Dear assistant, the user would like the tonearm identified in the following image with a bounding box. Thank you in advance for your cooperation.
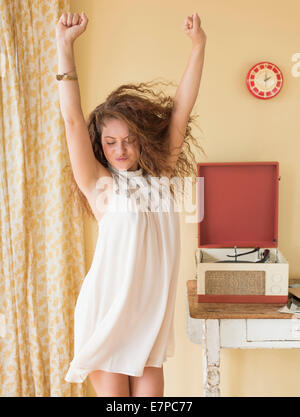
[215,247,270,263]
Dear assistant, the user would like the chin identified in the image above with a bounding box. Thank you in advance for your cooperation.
[118,159,136,168]
[116,158,129,167]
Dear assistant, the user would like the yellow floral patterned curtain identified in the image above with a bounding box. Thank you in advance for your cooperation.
[0,0,87,396]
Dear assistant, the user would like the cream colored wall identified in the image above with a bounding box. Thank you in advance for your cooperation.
[71,0,300,397]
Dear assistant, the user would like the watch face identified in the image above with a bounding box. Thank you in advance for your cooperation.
[246,62,283,99]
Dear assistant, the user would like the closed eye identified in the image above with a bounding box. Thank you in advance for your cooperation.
[106,138,137,146]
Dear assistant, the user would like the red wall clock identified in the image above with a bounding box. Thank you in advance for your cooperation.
[246,61,283,99]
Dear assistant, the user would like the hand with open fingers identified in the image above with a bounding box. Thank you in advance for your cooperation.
[56,11,88,44]
[182,12,206,48]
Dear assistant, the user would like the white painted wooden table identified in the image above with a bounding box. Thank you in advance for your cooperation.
[186,280,300,397]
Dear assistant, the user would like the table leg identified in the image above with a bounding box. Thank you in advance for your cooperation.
[202,319,220,397]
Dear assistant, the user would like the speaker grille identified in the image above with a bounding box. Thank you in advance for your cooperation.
[205,270,265,295]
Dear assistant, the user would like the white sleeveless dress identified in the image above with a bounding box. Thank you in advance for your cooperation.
[65,163,181,383]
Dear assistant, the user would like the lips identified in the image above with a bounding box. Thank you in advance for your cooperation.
[116,157,128,161]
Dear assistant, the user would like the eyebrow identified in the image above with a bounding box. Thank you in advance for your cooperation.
[104,135,130,139]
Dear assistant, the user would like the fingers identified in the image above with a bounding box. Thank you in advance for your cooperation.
[193,12,201,25]
[59,11,87,26]
[67,12,73,26]
[182,12,201,30]
[184,16,193,29]
[59,13,67,25]
[182,19,191,31]
[72,13,80,25]
[79,11,88,26]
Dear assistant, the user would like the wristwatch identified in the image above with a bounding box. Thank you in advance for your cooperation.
[56,72,78,81]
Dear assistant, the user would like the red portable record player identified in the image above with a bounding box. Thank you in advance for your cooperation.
[195,161,289,303]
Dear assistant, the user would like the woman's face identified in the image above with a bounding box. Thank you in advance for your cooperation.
[101,118,141,171]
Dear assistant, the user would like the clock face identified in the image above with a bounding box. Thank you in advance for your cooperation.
[246,62,283,99]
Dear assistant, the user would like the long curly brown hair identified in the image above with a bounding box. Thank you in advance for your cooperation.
[63,78,207,221]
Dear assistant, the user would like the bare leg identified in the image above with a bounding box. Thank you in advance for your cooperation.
[129,365,164,397]
[88,370,130,397]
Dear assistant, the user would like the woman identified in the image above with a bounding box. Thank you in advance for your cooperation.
[56,10,206,397]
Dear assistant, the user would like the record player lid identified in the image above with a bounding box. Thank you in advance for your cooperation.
[197,161,279,248]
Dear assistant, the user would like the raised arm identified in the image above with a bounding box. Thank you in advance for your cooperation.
[174,13,206,114]
[56,12,105,195]
[56,18,84,123]
[167,12,206,170]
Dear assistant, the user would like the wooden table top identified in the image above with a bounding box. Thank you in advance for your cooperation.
[186,279,300,319]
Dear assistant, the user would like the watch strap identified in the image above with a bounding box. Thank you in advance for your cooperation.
[56,72,78,81]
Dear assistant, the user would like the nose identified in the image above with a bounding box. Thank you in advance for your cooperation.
[117,142,127,154]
